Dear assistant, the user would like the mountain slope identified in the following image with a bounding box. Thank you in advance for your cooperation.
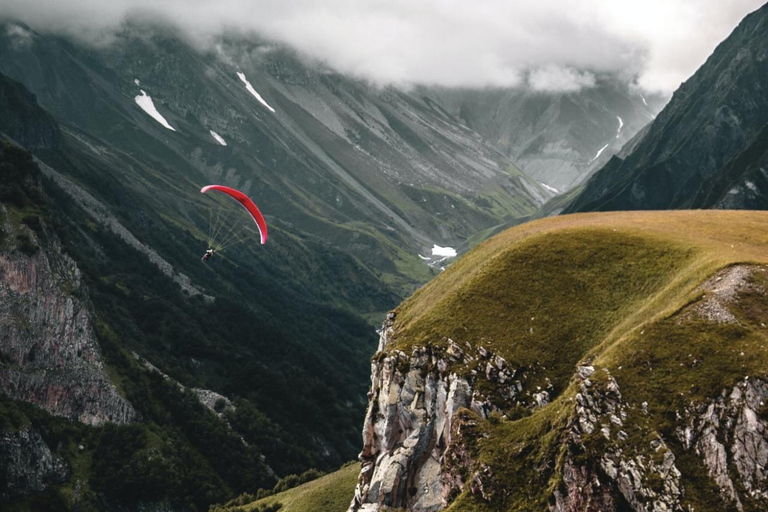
[565,3,768,213]
[0,21,549,279]
[348,210,768,512]
[0,68,388,512]
[425,80,662,193]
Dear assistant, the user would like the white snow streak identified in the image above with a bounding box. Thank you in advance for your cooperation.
[209,130,227,146]
[418,254,430,261]
[237,72,275,113]
[591,143,610,163]
[431,245,457,258]
[540,182,559,194]
[134,90,175,131]
[616,116,624,138]
[640,94,648,107]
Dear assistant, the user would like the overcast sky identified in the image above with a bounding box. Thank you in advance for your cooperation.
[1,0,765,93]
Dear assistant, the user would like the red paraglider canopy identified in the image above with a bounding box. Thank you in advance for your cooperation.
[201,185,268,245]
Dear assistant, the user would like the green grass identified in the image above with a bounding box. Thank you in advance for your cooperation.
[232,462,360,512]
[380,210,768,512]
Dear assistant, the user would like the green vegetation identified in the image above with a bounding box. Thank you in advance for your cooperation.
[0,142,369,511]
[391,226,699,393]
[211,462,359,512]
[383,210,768,511]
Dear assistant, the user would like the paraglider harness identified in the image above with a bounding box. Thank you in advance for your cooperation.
[202,248,215,262]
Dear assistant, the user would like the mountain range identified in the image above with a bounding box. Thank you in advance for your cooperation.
[4,2,768,512]
[564,3,768,213]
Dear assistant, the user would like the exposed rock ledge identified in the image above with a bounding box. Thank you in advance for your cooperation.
[0,427,69,499]
[0,216,137,425]
[349,313,768,512]
[348,313,545,512]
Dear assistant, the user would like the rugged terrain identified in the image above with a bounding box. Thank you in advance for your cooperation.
[427,80,662,193]
[0,77,381,511]
[216,210,768,512]
[0,20,552,280]
[566,3,768,213]
[341,210,768,512]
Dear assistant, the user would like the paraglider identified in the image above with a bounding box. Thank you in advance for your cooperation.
[200,185,268,259]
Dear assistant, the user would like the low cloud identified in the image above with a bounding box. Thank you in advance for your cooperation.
[528,66,597,93]
[0,0,764,93]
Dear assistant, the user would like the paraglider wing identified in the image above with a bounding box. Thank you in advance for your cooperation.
[200,185,268,244]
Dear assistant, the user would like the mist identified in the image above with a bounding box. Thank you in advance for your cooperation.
[0,0,764,93]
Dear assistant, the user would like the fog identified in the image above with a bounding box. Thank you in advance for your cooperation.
[0,0,764,93]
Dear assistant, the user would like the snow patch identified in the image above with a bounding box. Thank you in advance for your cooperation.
[640,94,648,107]
[432,245,457,258]
[745,181,758,192]
[209,130,227,146]
[418,254,430,261]
[134,78,140,86]
[590,143,610,163]
[134,90,175,131]
[616,116,624,138]
[237,72,275,113]
[540,182,559,194]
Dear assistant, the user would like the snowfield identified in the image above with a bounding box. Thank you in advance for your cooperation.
[134,90,175,131]
[209,130,227,146]
[431,245,457,258]
[237,72,275,113]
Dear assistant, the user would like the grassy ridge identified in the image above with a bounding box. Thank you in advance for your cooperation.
[386,210,768,511]
[214,211,768,512]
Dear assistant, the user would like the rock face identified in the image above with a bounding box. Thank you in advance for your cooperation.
[349,315,542,512]
[552,372,685,512]
[676,378,768,509]
[0,427,69,499]
[0,218,137,425]
[566,3,768,212]
[351,312,768,512]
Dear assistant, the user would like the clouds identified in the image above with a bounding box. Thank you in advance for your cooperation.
[0,0,764,93]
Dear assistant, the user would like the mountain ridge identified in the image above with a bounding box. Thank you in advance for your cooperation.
[565,3,768,213]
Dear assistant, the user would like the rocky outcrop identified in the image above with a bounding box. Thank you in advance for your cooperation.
[0,218,137,425]
[348,315,543,512]
[676,377,768,509]
[0,427,68,498]
[552,370,685,512]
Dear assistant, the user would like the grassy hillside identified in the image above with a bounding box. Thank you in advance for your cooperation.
[382,210,768,511]
[214,462,360,512]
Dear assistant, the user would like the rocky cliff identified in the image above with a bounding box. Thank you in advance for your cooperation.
[0,427,69,499]
[0,207,137,425]
[350,316,548,512]
[348,212,768,512]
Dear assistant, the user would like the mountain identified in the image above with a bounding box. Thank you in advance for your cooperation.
[0,78,389,511]
[565,3,768,213]
[0,20,551,280]
[330,210,768,512]
[0,18,559,512]
[424,81,663,193]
